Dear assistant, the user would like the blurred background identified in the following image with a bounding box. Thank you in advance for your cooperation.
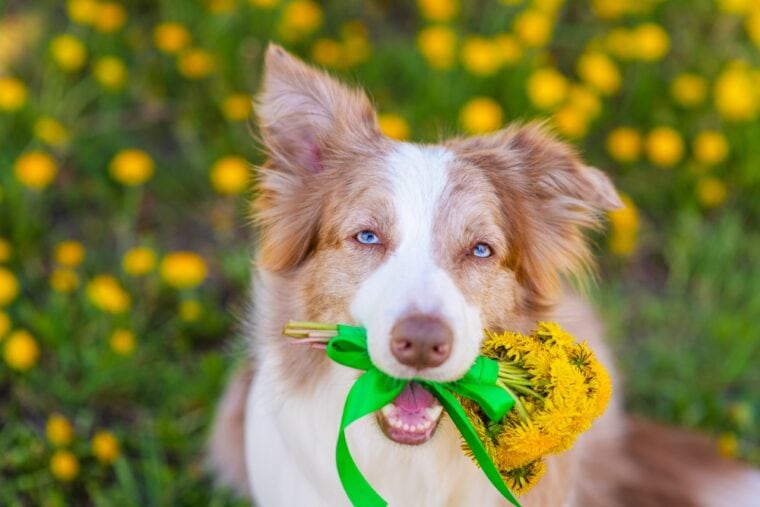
[1,0,759,504]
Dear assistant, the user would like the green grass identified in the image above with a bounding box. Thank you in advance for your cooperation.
[1,0,759,504]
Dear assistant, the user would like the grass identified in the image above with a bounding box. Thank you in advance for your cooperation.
[1,0,759,504]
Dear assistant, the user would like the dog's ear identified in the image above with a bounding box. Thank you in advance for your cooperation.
[254,44,382,272]
[449,123,623,314]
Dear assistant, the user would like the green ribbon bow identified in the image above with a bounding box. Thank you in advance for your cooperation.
[326,325,522,507]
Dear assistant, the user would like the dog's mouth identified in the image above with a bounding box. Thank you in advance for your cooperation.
[375,382,443,445]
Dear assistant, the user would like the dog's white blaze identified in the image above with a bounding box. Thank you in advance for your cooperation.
[350,143,482,381]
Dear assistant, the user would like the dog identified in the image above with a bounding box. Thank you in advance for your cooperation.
[208,44,760,506]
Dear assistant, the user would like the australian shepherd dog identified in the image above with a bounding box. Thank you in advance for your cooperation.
[208,44,760,506]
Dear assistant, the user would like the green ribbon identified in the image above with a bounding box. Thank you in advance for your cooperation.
[326,325,521,507]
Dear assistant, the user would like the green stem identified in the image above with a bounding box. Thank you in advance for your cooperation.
[498,381,531,423]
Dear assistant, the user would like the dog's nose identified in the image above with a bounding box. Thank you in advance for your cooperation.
[390,314,453,369]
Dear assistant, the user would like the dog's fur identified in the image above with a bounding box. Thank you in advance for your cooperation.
[207,45,760,506]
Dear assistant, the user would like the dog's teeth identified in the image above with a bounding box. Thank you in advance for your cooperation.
[402,424,411,431]
[380,405,394,417]
[391,418,403,429]
[425,405,443,420]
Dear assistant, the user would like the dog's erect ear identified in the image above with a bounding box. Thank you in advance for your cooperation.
[257,43,381,173]
[449,123,623,313]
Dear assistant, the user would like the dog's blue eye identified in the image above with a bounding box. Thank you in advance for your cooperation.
[471,243,492,258]
[356,230,381,245]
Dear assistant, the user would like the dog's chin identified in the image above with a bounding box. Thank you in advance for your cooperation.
[375,382,444,445]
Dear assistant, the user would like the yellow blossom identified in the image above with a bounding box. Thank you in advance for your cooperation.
[460,36,502,77]
[418,0,458,22]
[160,252,208,289]
[0,77,27,111]
[93,56,128,91]
[3,330,40,371]
[0,311,10,338]
[716,432,739,458]
[0,238,11,263]
[631,23,669,61]
[646,127,684,168]
[92,431,120,464]
[417,25,457,70]
[714,65,758,121]
[206,0,237,13]
[50,34,87,72]
[109,149,155,186]
[153,22,191,54]
[716,0,752,14]
[67,0,99,25]
[94,2,127,33]
[747,10,760,47]
[0,267,19,306]
[50,450,79,481]
[378,114,411,141]
[311,38,344,68]
[696,177,727,208]
[567,85,601,119]
[222,94,252,121]
[606,127,642,163]
[122,247,157,276]
[670,73,708,107]
[514,9,553,47]
[210,156,250,195]
[46,414,74,446]
[178,48,215,79]
[493,34,522,65]
[693,130,729,166]
[86,275,131,314]
[605,28,635,60]
[553,106,588,139]
[54,241,85,267]
[50,269,80,293]
[278,0,323,41]
[576,52,620,96]
[250,0,280,7]
[591,0,628,19]
[527,67,568,110]
[34,118,69,147]
[110,329,136,355]
[608,194,639,256]
[460,97,503,134]
[14,151,58,190]
[179,300,203,321]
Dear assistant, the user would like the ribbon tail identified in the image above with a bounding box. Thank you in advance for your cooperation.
[429,385,522,507]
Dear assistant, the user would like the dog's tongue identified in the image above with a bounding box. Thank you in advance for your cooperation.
[394,382,436,411]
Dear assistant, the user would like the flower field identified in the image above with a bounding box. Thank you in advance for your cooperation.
[1,0,759,504]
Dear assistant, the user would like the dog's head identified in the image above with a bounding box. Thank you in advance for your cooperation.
[255,44,621,444]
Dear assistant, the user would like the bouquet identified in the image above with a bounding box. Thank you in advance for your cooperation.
[283,321,611,506]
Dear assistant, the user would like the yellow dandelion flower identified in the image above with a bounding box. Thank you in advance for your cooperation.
[646,127,684,168]
[714,65,758,121]
[206,0,237,13]
[0,76,27,111]
[608,194,639,256]
[50,34,87,72]
[696,177,727,208]
[504,459,547,496]
[716,0,752,14]
[671,73,708,107]
[122,247,157,276]
[497,421,559,469]
[86,275,130,314]
[493,34,522,66]
[567,85,601,119]
[418,0,458,22]
[178,48,215,79]
[417,25,457,70]
[747,9,760,47]
[50,450,79,481]
[606,127,642,163]
[553,106,589,139]
[514,9,553,47]
[34,117,69,147]
[378,113,411,141]
[577,52,620,96]
[250,0,280,8]
[109,149,155,186]
[311,38,345,68]
[0,267,20,306]
[278,0,323,42]
[527,67,568,110]
[3,330,40,371]
[0,311,10,338]
[222,94,252,121]
[67,0,99,25]
[631,23,669,61]
[591,0,628,20]
[210,156,249,195]
[46,414,74,446]
[14,151,57,190]
[0,238,11,263]
[94,2,127,33]
[93,56,128,91]
[693,130,729,166]
[109,329,136,355]
[716,432,739,458]
[179,299,203,321]
[459,97,503,134]
[605,27,635,60]
[460,36,502,77]
[92,431,120,464]
[50,269,80,293]
[160,252,208,289]
[54,240,85,267]
[153,22,191,54]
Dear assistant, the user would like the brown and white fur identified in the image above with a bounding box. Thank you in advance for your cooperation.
[208,44,760,506]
